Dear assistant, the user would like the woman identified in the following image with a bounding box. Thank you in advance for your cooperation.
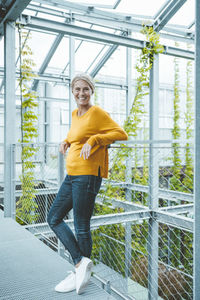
[47,73,128,295]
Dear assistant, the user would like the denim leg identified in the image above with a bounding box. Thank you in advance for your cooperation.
[47,175,83,265]
[72,175,102,260]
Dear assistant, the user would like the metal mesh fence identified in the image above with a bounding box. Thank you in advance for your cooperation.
[91,220,193,300]
[11,142,194,299]
[14,143,60,225]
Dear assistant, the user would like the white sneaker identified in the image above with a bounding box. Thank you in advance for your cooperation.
[76,257,93,295]
[55,271,76,293]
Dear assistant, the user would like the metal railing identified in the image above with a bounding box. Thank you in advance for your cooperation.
[1,141,194,299]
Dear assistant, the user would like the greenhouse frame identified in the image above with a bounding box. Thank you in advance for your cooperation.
[0,0,200,299]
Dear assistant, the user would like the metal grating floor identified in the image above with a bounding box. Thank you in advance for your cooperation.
[0,215,115,300]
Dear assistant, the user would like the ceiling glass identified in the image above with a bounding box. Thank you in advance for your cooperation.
[47,37,69,73]
[96,46,126,78]
[21,30,56,71]
[63,0,115,5]
[115,0,167,17]
[168,0,194,26]
[0,0,195,85]
[75,40,110,73]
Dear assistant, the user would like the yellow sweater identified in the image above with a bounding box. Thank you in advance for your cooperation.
[64,105,128,178]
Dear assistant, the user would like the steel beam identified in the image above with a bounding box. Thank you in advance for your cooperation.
[25,208,193,234]
[33,0,137,23]
[153,0,172,19]
[155,211,193,232]
[154,0,187,32]
[102,181,194,203]
[4,22,16,218]
[159,203,194,214]
[148,54,159,300]
[0,0,31,36]
[72,13,143,33]
[25,209,150,234]
[19,15,195,60]
[194,0,200,298]
[26,4,193,44]
[19,15,144,49]
[164,45,194,59]
[113,0,121,9]
[97,195,148,212]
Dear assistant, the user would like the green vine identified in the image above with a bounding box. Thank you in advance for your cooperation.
[105,26,164,203]
[170,43,182,191]
[16,27,39,224]
[182,44,194,192]
[93,26,164,279]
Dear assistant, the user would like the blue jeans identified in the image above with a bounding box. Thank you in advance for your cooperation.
[47,174,102,265]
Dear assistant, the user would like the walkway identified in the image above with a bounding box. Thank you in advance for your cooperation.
[0,210,114,300]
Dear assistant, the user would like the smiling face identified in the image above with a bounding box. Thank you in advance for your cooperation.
[72,80,92,109]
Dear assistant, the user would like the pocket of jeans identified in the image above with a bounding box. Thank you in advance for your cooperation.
[87,175,102,195]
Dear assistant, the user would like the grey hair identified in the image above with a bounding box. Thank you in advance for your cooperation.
[71,73,95,94]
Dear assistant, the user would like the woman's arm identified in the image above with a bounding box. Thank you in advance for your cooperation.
[80,110,128,159]
[87,111,128,147]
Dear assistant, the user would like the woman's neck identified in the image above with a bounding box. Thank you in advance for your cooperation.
[77,104,92,117]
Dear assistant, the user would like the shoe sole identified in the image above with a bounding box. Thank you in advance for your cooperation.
[77,260,93,295]
[55,287,76,293]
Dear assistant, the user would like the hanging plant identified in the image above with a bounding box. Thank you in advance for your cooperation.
[16,26,39,224]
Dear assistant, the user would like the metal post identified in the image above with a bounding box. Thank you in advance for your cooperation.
[4,22,16,218]
[58,151,65,186]
[194,1,200,299]
[58,150,65,256]
[10,144,16,219]
[125,42,132,282]
[44,83,51,165]
[148,54,159,299]
[67,34,75,224]
[69,35,75,126]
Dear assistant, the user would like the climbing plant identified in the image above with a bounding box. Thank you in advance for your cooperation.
[104,25,164,204]
[182,44,194,192]
[170,43,182,191]
[93,26,164,277]
[16,26,39,224]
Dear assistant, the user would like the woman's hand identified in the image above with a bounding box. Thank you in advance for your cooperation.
[80,143,92,160]
[59,141,69,155]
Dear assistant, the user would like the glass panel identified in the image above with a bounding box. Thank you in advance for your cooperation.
[95,46,126,78]
[75,40,109,73]
[115,0,167,17]
[15,29,56,72]
[63,0,115,5]
[168,0,194,26]
[47,37,69,73]
[94,85,126,126]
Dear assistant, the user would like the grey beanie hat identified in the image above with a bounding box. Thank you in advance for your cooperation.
[71,73,95,94]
